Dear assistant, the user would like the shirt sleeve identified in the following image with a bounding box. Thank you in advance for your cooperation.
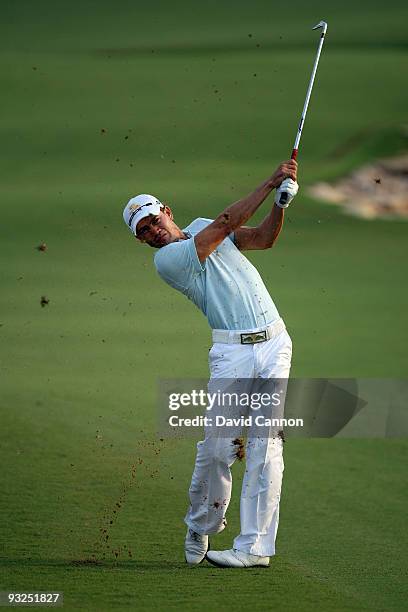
[154,238,205,291]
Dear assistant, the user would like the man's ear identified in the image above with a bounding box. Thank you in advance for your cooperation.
[163,204,173,220]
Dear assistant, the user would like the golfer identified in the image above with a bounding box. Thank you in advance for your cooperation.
[123,160,298,568]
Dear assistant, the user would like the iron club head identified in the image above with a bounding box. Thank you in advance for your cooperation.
[312,20,328,34]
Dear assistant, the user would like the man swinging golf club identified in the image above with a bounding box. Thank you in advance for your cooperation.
[122,20,326,568]
[123,162,297,568]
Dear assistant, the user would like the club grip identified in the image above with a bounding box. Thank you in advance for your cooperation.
[279,192,289,205]
[291,148,298,161]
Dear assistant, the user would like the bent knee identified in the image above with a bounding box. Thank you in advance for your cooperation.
[199,437,239,465]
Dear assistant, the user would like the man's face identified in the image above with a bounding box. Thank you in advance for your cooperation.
[135,208,181,248]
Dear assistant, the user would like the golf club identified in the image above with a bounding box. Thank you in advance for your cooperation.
[278,20,328,206]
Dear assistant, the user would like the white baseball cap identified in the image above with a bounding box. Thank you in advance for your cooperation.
[123,194,163,235]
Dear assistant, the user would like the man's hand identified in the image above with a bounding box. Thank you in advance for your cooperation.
[274,178,299,208]
[268,160,298,189]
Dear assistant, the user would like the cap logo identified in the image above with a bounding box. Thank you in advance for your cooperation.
[127,202,156,228]
[129,203,142,213]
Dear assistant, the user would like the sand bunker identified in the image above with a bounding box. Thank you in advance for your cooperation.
[308,155,408,220]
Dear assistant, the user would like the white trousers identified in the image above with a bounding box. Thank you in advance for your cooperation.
[184,325,292,557]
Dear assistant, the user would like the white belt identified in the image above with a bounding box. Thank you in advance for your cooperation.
[212,318,286,345]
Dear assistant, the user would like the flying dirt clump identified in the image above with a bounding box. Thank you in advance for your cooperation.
[232,437,245,461]
[308,154,408,219]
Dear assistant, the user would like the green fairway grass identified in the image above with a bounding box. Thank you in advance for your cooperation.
[1,0,408,610]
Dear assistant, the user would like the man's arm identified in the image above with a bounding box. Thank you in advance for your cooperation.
[194,160,297,262]
[233,204,285,251]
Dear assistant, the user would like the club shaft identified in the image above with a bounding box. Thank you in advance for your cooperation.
[291,31,327,159]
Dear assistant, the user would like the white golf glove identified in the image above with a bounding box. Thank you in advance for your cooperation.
[275,178,299,208]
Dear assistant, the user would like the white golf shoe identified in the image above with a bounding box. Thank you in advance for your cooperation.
[206,548,270,568]
[185,528,209,566]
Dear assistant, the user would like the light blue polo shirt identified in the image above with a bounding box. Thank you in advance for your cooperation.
[154,218,280,331]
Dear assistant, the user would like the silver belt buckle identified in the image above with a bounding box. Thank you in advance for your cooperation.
[240,331,267,345]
